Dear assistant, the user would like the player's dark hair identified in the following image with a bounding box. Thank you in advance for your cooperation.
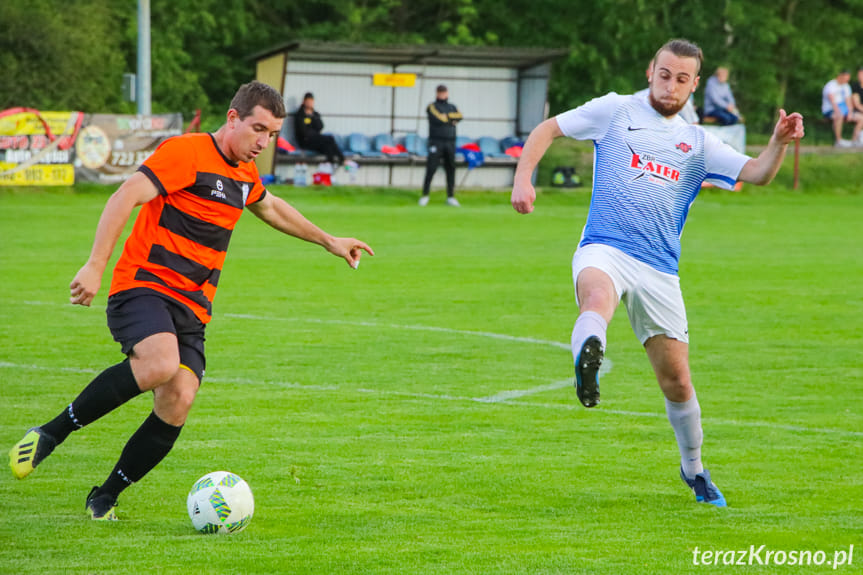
[230,81,286,119]
[654,39,703,76]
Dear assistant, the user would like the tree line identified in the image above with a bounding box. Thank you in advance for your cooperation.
[2,0,862,133]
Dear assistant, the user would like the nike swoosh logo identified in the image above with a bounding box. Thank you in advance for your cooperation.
[628,126,646,131]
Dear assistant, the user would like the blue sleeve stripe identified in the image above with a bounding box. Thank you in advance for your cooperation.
[705,172,737,187]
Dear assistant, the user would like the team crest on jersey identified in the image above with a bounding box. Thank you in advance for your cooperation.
[675,142,692,153]
[241,183,249,204]
[627,143,681,185]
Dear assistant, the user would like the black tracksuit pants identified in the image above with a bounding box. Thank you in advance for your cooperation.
[422,139,456,197]
[301,134,344,166]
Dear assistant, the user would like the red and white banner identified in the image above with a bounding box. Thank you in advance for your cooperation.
[0,108,183,186]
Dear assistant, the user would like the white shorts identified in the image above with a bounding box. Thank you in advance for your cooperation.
[572,243,689,344]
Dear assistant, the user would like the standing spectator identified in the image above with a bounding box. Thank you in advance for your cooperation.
[822,70,863,147]
[294,92,345,166]
[420,85,463,207]
[703,66,742,125]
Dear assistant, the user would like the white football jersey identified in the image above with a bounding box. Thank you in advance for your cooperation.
[556,92,750,275]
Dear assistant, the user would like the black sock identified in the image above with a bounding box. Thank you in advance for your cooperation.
[42,360,141,444]
[98,411,183,498]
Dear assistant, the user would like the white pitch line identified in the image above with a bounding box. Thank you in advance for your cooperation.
[223,312,621,400]
[16,302,574,351]
[224,312,572,351]
[476,379,573,403]
[344,386,863,439]
[2,361,861,439]
[0,361,98,375]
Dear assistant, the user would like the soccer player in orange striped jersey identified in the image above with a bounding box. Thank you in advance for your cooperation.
[9,81,373,520]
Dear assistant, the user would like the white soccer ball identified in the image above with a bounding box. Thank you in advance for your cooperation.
[187,471,254,534]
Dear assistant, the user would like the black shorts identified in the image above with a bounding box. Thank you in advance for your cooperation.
[106,287,206,382]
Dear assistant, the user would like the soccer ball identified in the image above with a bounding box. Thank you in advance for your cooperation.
[187,471,254,534]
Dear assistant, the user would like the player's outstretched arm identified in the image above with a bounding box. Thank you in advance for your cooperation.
[511,118,564,214]
[738,109,804,186]
[249,193,374,269]
[70,172,159,306]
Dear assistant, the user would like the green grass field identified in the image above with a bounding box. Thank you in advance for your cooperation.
[1,174,862,573]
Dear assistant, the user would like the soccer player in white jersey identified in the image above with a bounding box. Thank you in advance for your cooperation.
[511,39,804,507]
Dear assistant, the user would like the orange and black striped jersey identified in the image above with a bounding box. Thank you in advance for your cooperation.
[109,133,267,324]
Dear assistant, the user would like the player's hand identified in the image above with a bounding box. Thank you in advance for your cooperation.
[511,179,536,214]
[69,261,102,306]
[773,109,804,144]
[327,237,374,269]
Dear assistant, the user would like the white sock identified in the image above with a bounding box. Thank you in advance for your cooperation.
[570,311,608,365]
[665,395,704,479]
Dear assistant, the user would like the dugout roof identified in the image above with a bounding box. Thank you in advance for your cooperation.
[250,41,567,70]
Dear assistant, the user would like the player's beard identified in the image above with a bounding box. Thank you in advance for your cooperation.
[648,91,688,117]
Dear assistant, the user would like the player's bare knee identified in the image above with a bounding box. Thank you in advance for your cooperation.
[131,353,181,390]
[154,385,197,425]
[578,286,616,317]
[660,376,694,402]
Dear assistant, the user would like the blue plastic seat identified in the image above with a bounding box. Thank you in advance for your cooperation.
[347,133,384,157]
[326,133,357,158]
[455,136,473,149]
[373,133,409,157]
[500,136,523,151]
[478,136,511,159]
[401,133,428,157]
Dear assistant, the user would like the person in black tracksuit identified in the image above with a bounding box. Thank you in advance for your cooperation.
[294,92,344,166]
[421,85,463,206]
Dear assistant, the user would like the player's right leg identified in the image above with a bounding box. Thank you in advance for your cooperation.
[571,254,619,407]
[9,292,180,479]
[8,358,145,479]
[8,334,178,480]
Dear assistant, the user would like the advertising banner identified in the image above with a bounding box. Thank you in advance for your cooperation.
[75,113,183,184]
[0,108,83,186]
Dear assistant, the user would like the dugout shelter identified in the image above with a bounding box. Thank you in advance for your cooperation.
[251,40,565,188]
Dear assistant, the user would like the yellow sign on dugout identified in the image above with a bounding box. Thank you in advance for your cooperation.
[372,73,417,88]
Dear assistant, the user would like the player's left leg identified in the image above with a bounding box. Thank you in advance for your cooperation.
[86,368,199,520]
[86,301,205,520]
[645,336,725,507]
[625,263,725,507]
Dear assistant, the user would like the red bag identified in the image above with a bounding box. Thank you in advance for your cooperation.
[277,137,295,152]
[312,172,331,186]
[504,145,523,157]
